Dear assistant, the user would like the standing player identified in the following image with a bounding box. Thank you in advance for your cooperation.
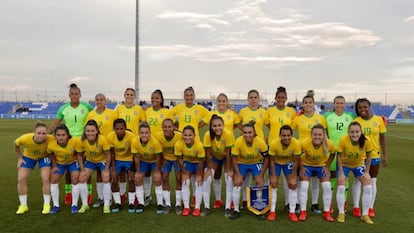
[230,121,268,219]
[145,89,172,133]
[76,120,112,214]
[292,94,327,214]
[48,83,93,205]
[131,122,163,214]
[298,124,335,222]
[48,124,81,214]
[354,98,387,218]
[336,122,374,224]
[203,114,235,217]
[154,118,183,215]
[86,93,118,208]
[267,125,302,222]
[15,122,55,215]
[175,125,205,217]
[238,89,269,210]
[323,96,355,213]
[106,119,136,213]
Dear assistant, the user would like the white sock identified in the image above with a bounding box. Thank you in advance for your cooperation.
[163,190,171,207]
[352,179,361,208]
[321,181,332,212]
[79,183,88,206]
[119,182,127,196]
[144,176,152,198]
[232,186,241,212]
[336,185,346,214]
[135,185,144,205]
[96,182,103,200]
[103,183,111,206]
[311,177,319,205]
[182,179,190,208]
[283,176,289,205]
[190,175,196,200]
[18,194,28,206]
[213,178,221,201]
[128,192,135,205]
[71,184,80,207]
[203,175,212,209]
[362,185,372,216]
[195,183,203,209]
[370,177,377,209]
[299,181,310,211]
[43,194,51,205]
[270,187,277,212]
[155,185,163,205]
[51,183,59,207]
[289,188,297,213]
[112,192,121,205]
[224,173,233,209]
[175,190,182,207]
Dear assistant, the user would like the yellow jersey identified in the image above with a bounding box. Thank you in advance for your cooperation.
[76,135,111,163]
[145,107,173,134]
[131,136,163,163]
[175,139,205,163]
[268,137,302,165]
[47,137,80,165]
[203,128,235,160]
[292,113,327,141]
[86,108,118,137]
[353,116,386,159]
[231,136,268,164]
[239,107,269,140]
[267,106,296,143]
[337,135,374,168]
[15,133,55,160]
[115,104,146,135]
[170,103,209,136]
[106,130,135,161]
[154,131,182,161]
[205,110,240,133]
[300,138,335,166]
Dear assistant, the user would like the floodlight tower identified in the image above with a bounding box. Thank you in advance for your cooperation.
[134,0,140,103]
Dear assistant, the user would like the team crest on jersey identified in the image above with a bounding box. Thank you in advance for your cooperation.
[105,115,110,120]
[255,148,260,153]
[221,140,226,145]
[259,113,263,118]
[134,111,138,116]
[194,110,199,115]
[149,147,154,153]
[160,113,165,118]
[194,151,198,157]
[81,109,86,114]
[227,115,231,120]
[373,122,378,127]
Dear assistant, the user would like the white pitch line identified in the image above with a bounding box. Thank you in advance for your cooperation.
[387,134,414,141]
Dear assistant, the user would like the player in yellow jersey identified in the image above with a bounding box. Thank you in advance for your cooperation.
[230,121,268,219]
[15,122,55,215]
[146,89,173,133]
[76,120,111,214]
[292,94,327,214]
[267,125,302,222]
[154,118,183,215]
[267,86,296,212]
[354,98,387,218]
[106,119,136,213]
[204,93,240,211]
[298,124,335,222]
[175,125,205,217]
[238,89,269,210]
[86,93,118,208]
[131,122,163,214]
[48,124,81,214]
[203,114,235,217]
[336,122,374,224]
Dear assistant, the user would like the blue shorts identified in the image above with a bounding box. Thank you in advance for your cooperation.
[238,163,263,177]
[54,162,80,175]
[270,161,294,176]
[303,165,327,179]
[338,165,366,178]
[161,160,180,173]
[211,156,226,166]
[20,155,51,169]
[84,160,107,171]
[370,158,381,166]
[115,160,133,174]
[184,161,201,173]
[139,161,156,174]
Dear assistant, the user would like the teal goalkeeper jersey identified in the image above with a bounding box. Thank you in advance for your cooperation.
[323,111,355,147]
[56,102,93,137]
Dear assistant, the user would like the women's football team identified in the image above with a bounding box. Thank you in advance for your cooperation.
[14,84,387,224]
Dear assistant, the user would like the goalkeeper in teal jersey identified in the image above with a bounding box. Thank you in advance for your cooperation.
[323,96,355,213]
